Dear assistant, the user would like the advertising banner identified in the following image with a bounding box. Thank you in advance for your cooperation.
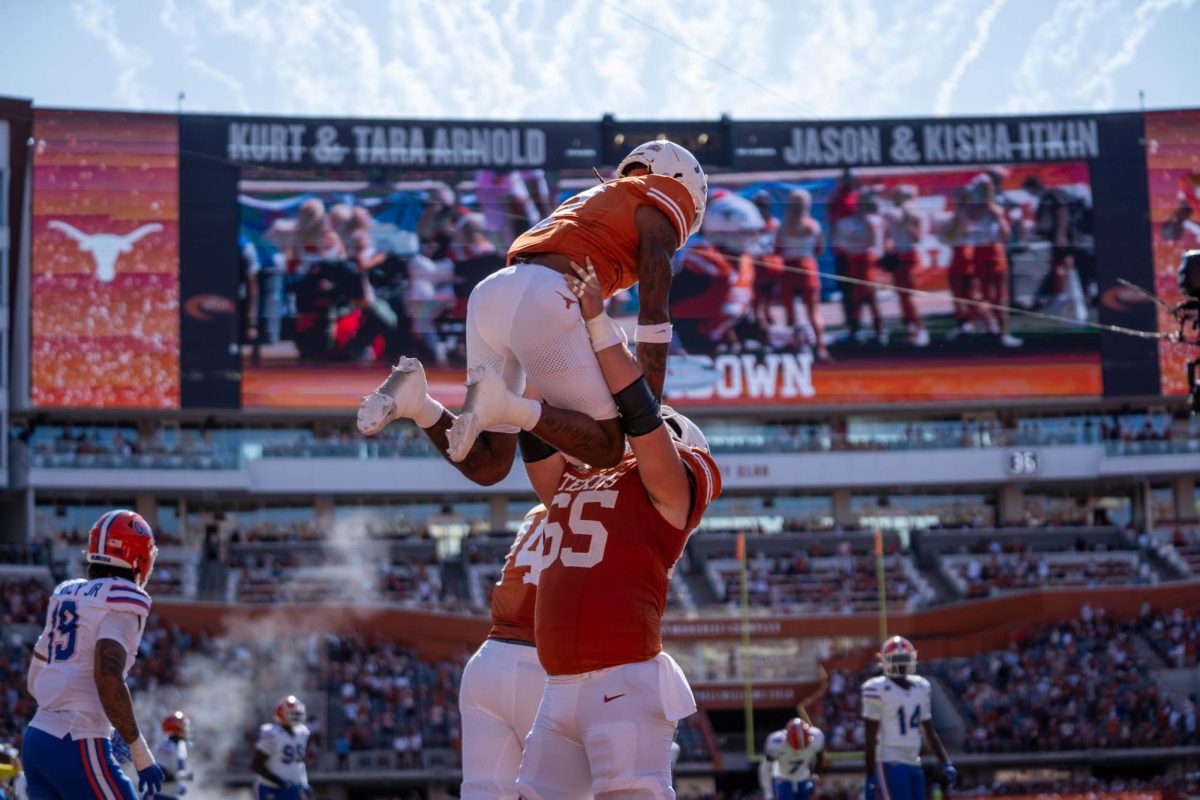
[173,111,1163,410]
[31,110,180,408]
[1144,109,1200,397]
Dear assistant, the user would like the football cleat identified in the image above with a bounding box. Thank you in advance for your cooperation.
[446,365,536,462]
[357,357,431,436]
[86,510,158,588]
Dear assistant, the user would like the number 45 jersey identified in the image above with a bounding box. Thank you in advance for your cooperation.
[534,444,721,676]
[861,675,932,765]
[28,578,151,739]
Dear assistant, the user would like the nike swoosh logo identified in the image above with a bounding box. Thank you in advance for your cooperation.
[603,693,625,703]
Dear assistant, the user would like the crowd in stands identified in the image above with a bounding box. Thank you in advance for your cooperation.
[942,549,1148,598]
[0,578,49,625]
[715,553,920,614]
[321,632,462,760]
[809,669,870,752]
[20,426,236,470]
[1138,604,1200,668]
[932,608,1199,752]
[14,410,1193,467]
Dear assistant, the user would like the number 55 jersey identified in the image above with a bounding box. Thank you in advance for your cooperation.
[534,443,721,676]
[27,577,151,739]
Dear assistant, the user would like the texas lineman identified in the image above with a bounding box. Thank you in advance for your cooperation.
[760,718,824,800]
[862,637,956,800]
[513,259,722,800]
[251,696,312,800]
[458,505,549,799]
[358,141,707,485]
[21,509,165,800]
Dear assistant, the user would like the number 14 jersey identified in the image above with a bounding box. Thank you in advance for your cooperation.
[861,675,932,765]
[534,444,721,676]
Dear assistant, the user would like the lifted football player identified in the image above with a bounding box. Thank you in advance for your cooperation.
[357,141,707,486]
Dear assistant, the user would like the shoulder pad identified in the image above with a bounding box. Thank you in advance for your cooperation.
[102,580,152,614]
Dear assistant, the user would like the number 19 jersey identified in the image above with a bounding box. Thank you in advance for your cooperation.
[861,675,932,765]
[534,445,721,676]
[27,578,151,740]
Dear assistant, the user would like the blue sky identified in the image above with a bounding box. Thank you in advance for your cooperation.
[1,0,1197,120]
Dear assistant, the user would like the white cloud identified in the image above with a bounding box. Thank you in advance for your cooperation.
[160,0,251,112]
[1079,0,1193,108]
[70,0,152,108]
[1004,0,1107,113]
[934,0,1008,116]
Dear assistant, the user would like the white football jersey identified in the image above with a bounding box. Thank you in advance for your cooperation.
[861,675,931,765]
[255,723,310,788]
[155,737,189,791]
[27,578,150,739]
[765,720,823,782]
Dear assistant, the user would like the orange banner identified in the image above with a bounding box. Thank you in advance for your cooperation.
[31,110,180,408]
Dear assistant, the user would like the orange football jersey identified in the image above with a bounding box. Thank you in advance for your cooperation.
[488,505,547,643]
[534,445,722,676]
[507,174,697,298]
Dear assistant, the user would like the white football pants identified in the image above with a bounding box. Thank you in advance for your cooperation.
[465,264,619,432]
[517,653,695,800]
[460,638,547,800]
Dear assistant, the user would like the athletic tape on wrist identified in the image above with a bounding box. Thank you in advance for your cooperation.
[585,313,625,352]
[518,430,558,463]
[613,377,663,437]
[130,735,154,771]
[634,323,673,344]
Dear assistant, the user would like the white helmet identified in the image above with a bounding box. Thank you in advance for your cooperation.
[702,193,766,254]
[617,140,708,235]
[660,405,709,452]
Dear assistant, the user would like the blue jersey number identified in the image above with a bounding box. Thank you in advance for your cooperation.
[896,704,922,736]
[47,600,79,662]
[281,744,304,764]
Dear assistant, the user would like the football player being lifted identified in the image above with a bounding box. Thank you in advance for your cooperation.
[512,257,721,800]
[862,637,956,800]
[357,141,707,485]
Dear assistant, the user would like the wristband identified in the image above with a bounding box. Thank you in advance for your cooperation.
[129,734,154,771]
[413,396,446,430]
[634,323,673,344]
[518,431,558,463]
[613,377,663,437]
[585,313,625,352]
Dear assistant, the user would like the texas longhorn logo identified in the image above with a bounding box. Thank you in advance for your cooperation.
[47,221,163,283]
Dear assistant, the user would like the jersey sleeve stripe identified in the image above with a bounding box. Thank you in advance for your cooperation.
[646,187,689,247]
[107,597,150,609]
[110,587,150,599]
[689,452,717,504]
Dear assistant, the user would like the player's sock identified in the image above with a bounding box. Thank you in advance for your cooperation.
[446,365,540,462]
[357,357,445,435]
